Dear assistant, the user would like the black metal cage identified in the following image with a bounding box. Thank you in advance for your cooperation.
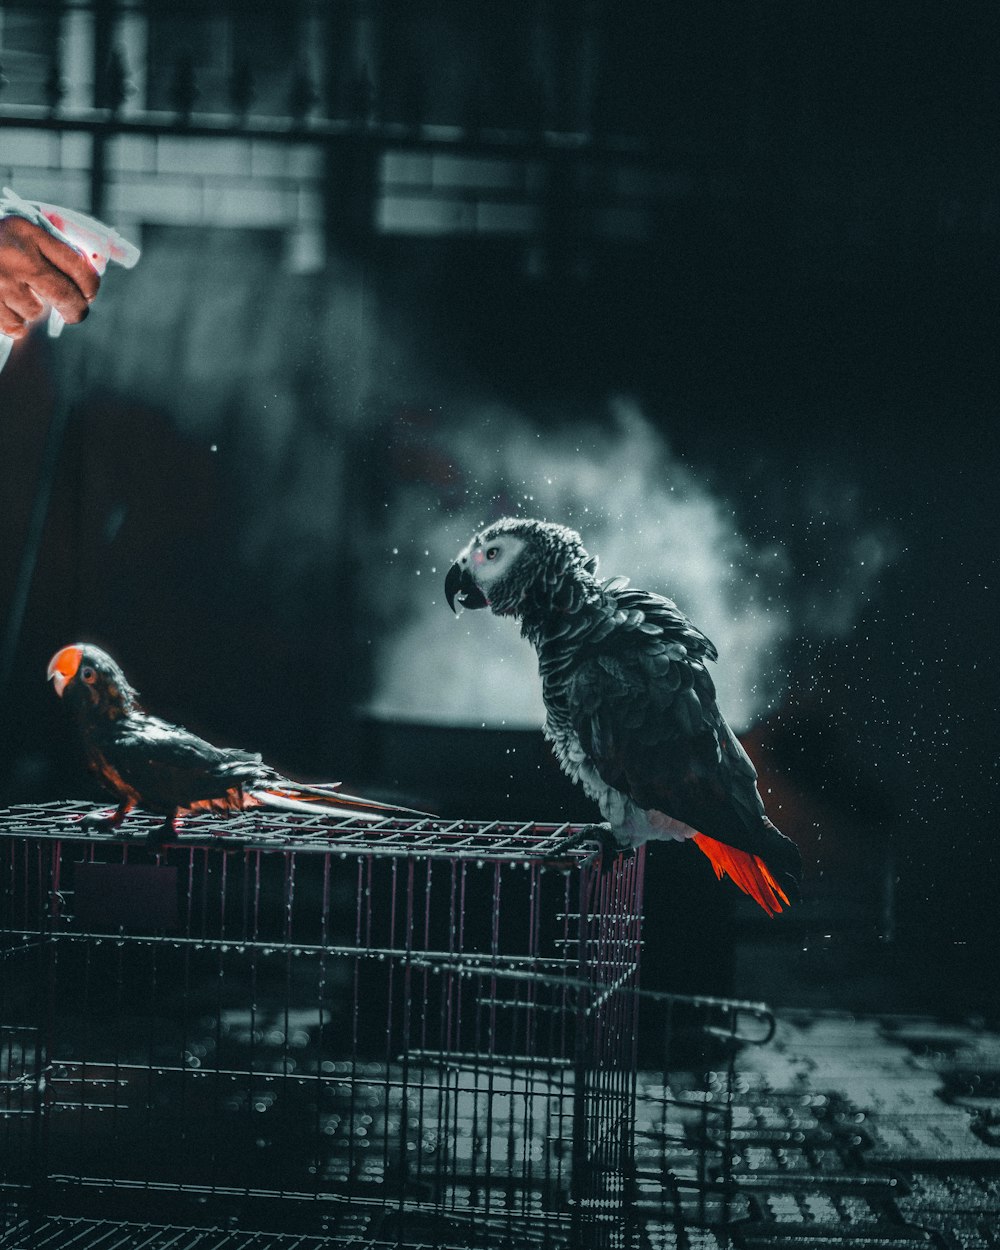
[0,801,777,1250]
[0,802,645,1247]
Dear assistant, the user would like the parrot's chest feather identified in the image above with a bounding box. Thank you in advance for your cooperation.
[90,755,143,804]
[535,623,613,800]
[78,719,135,789]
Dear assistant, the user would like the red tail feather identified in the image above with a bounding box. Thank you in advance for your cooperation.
[693,833,790,917]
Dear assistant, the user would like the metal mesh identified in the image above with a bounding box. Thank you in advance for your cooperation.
[0,801,647,1248]
[0,800,622,860]
[0,1216,393,1250]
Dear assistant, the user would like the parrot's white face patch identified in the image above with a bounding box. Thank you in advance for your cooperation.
[445,531,530,613]
[470,534,526,589]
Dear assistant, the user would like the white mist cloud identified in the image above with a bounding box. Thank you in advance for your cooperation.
[369,398,805,731]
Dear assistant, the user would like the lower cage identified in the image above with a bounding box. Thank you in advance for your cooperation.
[0,802,773,1249]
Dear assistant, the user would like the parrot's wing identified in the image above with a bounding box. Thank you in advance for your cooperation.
[566,635,800,905]
[104,716,263,805]
[612,584,719,662]
[567,640,716,803]
[103,718,430,825]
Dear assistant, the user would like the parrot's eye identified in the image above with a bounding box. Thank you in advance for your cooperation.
[81,666,97,684]
[486,547,499,560]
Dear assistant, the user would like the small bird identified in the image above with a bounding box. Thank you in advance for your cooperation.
[47,643,427,843]
[445,519,801,915]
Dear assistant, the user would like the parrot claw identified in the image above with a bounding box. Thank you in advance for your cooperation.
[590,823,634,876]
[144,811,180,848]
[534,827,588,871]
[78,803,133,834]
[78,810,120,833]
[536,823,632,874]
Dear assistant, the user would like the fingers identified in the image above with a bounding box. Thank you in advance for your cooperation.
[2,282,45,324]
[25,257,93,324]
[0,305,28,338]
[0,215,100,326]
[33,229,101,306]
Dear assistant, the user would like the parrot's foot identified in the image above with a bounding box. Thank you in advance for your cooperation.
[588,823,635,875]
[78,804,131,834]
[538,823,633,873]
[144,811,179,848]
[79,811,118,832]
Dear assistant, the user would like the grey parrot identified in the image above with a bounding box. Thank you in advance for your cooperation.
[445,518,800,915]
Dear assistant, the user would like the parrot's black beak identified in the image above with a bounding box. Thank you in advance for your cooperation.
[445,562,489,613]
[444,563,462,613]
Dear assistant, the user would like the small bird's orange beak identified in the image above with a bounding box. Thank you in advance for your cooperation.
[47,645,83,698]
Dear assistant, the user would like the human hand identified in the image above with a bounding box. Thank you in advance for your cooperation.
[0,213,101,340]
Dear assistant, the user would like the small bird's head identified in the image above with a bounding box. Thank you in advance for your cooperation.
[445,518,598,619]
[47,643,137,720]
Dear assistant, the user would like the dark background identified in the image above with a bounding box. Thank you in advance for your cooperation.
[0,1,996,1017]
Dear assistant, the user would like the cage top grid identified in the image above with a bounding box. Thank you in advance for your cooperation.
[0,801,599,863]
[0,1216,446,1250]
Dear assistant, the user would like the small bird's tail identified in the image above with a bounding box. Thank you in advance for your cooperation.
[693,833,790,917]
[252,781,434,825]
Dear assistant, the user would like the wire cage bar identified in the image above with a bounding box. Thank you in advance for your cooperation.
[0,801,780,1249]
[0,801,648,1249]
